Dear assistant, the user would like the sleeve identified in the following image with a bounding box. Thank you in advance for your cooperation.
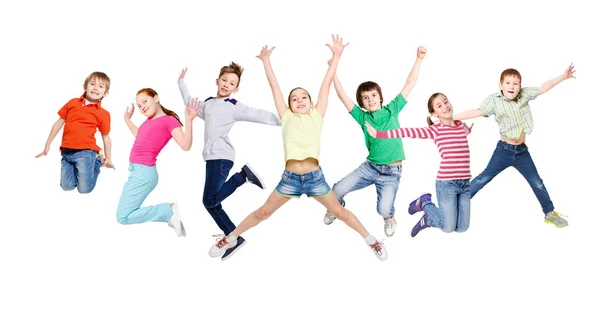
[98,110,111,134]
[178,79,205,120]
[165,116,182,134]
[478,94,496,117]
[386,93,408,114]
[233,102,281,126]
[349,104,365,126]
[57,100,72,119]
[376,125,436,139]
[462,121,471,136]
[519,87,540,101]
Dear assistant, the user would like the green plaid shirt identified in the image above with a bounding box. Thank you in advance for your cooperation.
[478,87,540,139]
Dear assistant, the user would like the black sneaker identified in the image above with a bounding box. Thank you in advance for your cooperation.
[242,164,264,189]
[221,237,247,261]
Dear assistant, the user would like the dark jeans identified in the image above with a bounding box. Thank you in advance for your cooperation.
[470,140,554,214]
[203,159,246,235]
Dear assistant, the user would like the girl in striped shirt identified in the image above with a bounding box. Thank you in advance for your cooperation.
[365,92,473,237]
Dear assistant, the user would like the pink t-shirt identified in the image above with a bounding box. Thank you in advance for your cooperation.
[129,115,181,166]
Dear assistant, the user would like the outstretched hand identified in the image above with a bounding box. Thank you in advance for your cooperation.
[467,123,474,133]
[185,97,201,120]
[124,103,134,120]
[563,63,576,80]
[179,67,188,80]
[35,147,49,158]
[256,45,275,62]
[326,34,349,56]
[417,46,427,59]
[364,121,378,138]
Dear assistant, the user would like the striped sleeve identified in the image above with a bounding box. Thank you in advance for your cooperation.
[376,125,437,139]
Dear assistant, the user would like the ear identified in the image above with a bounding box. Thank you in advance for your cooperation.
[154,95,160,103]
[215,78,219,86]
[104,91,109,97]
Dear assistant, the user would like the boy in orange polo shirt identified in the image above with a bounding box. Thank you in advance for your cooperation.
[36,71,113,193]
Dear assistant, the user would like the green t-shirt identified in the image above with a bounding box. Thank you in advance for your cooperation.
[350,93,407,165]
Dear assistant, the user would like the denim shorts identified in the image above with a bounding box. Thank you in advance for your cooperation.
[275,167,331,198]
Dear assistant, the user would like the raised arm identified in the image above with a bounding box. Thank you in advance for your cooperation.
[257,46,287,119]
[35,118,65,158]
[539,63,576,95]
[453,109,486,121]
[124,103,138,137]
[177,68,204,120]
[365,121,435,139]
[332,74,354,112]
[171,98,201,151]
[400,46,427,99]
[315,34,348,117]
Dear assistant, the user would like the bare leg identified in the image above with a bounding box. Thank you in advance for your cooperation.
[314,192,369,238]
[230,191,291,237]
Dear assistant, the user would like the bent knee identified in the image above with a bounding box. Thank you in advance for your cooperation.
[330,206,349,221]
[441,225,456,233]
[253,207,273,221]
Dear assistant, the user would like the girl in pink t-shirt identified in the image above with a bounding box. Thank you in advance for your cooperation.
[116,88,200,236]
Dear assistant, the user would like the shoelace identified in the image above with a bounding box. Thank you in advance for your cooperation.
[369,240,385,256]
[384,219,395,229]
[212,234,229,248]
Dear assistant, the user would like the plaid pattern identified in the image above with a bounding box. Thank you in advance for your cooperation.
[478,87,540,139]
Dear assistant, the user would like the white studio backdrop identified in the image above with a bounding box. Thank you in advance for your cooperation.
[0,0,598,313]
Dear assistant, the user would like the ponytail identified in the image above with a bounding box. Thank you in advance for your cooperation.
[427,116,434,126]
[160,105,183,126]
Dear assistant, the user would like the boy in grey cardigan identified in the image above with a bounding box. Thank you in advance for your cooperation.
[178,63,280,260]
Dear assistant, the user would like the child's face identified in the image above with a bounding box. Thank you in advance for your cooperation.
[431,94,453,121]
[500,75,521,100]
[289,89,312,114]
[360,89,382,112]
[84,78,108,102]
[136,93,160,118]
[215,73,239,98]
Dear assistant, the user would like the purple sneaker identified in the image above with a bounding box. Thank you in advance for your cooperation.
[411,213,429,237]
[408,193,432,215]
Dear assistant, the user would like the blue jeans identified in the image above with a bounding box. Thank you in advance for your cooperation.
[203,159,246,235]
[275,167,331,197]
[423,179,471,232]
[60,148,101,194]
[116,164,173,224]
[470,141,554,214]
[332,161,401,219]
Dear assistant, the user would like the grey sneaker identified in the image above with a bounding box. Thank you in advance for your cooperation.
[384,217,396,237]
[209,234,237,257]
[369,240,388,261]
[323,210,336,225]
[545,211,568,228]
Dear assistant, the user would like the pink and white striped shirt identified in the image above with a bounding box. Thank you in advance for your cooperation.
[376,121,471,180]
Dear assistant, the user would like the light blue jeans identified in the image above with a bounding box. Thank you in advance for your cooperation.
[423,179,471,232]
[333,161,402,219]
[116,164,173,225]
[60,148,101,193]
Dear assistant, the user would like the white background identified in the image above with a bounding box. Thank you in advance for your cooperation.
[1,0,598,313]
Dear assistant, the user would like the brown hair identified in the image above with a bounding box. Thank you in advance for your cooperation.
[136,88,183,126]
[219,62,244,87]
[287,87,312,107]
[500,68,522,83]
[356,81,383,109]
[426,92,445,126]
[82,71,111,98]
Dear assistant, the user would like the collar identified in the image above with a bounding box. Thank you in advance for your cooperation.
[79,95,102,108]
[204,97,237,105]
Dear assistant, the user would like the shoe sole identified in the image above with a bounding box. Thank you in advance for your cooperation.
[544,220,568,228]
[221,240,247,261]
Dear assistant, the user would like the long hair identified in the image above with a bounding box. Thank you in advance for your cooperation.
[136,88,183,126]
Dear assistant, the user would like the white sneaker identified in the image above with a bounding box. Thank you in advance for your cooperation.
[384,217,396,237]
[209,234,237,257]
[323,210,336,225]
[167,202,186,237]
[369,240,388,261]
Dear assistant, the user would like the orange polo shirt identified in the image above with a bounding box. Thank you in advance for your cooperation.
[58,96,111,152]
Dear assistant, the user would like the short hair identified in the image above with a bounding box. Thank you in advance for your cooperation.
[219,62,244,87]
[356,81,383,109]
[84,71,111,92]
[500,68,522,83]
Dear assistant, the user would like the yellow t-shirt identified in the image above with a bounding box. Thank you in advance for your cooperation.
[281,109,322,162]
